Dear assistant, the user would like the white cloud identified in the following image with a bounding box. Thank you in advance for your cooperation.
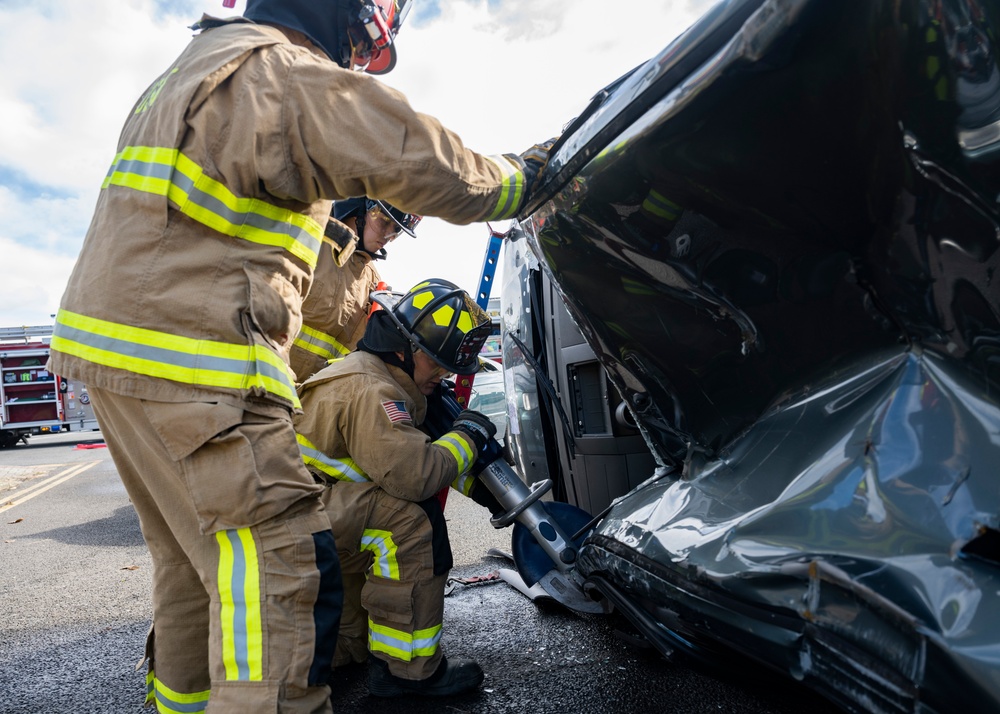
[0,0,705,326]
[0,236,77,327]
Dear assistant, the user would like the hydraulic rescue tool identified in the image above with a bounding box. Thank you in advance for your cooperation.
[426,385,608,615]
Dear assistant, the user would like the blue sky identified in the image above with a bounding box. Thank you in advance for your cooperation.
[0,0,710,327]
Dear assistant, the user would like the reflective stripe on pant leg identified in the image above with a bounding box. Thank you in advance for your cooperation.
[150,675,210,714]
[361,496,446,679]
[215,528,263,681]
[368,621,443,662]
[360,528,400,580]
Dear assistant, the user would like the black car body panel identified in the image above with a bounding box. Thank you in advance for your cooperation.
[503,0,1000,711]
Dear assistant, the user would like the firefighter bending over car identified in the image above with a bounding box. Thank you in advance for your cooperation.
[290,198,421,383]
[47,0,554,710]
[294,280,502,697]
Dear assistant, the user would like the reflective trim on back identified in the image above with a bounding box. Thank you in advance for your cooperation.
[52,308,300,408]
[102,145,323,269]
[297,433,370,483]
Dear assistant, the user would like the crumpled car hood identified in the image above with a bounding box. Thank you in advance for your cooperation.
[515,0,1000,711]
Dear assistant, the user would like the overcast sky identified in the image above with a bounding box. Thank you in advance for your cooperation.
[0,0,711,327]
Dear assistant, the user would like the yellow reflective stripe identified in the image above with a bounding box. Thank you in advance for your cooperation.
[216,529,264,682]
[145,670,154,707]
[412,625,444,657]
[102,145,323,269]
[642,189,682,221]
[361,528,400,580]
[294,324,349,360]
[434,431,474,475]
[484,155,525,221]
[151,676,210,713]
[621,276,658,296]
[52,309,300,408]
[368,620,442,662]
[451,470,474,496]
[296,433,370,482]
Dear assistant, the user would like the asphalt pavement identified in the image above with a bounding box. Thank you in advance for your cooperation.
[0,431,842,713]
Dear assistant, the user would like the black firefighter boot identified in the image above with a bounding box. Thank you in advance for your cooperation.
[367,654,484,697]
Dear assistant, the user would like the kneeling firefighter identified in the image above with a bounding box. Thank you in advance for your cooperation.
[293,279,502,697]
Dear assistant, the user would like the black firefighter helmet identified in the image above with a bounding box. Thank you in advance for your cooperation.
[370,280,492,375]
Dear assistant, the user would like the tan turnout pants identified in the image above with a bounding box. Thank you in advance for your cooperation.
[90,388,342,714]
[322,482,448,681]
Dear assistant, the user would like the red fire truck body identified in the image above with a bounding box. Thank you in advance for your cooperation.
[0,326,99,448]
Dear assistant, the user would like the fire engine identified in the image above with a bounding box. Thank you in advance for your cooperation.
[0,325,99,448]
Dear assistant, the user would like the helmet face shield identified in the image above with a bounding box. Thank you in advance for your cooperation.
[347,0,409,74]
[367,199,421,237]
[371,280,492,375]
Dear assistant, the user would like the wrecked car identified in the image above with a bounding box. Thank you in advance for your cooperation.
[497,0,1000,712]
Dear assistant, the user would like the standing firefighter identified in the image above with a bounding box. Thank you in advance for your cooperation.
[294,280,501,697]
[290,198,420,383]
[47,0,552,711]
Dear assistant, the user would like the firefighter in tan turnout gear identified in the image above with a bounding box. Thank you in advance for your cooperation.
[290,197,420,383]
[46,0,552,711]
[294,280,501,697]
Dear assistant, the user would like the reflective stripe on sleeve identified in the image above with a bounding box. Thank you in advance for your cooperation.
[434,431,475,476]
[483,155,525,221]
[293,324,350,362]
[369,620,442,662]
[451,469,475,496]
[216,528,264,682]
[51,309,300,408]
[641,189,682,221]
[296,434,370,483]
[361,528,400,580]
[102,146,323,269]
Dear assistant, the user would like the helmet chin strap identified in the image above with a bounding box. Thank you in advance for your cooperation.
[352,211,380,258]
[354,212,366,245]
[402,344,416,379]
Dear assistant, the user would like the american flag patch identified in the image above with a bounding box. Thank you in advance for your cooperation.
[382,400,411,424]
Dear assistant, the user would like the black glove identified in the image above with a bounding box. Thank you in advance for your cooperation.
[520,138,556,178]
[504,136,557,206]
[451,409,497,454]
[469,480,507,520]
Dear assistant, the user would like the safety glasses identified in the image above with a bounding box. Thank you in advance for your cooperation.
[369,203,421,238]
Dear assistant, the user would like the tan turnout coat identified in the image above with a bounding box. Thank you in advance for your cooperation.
[289,219,380,383]
[49,17,525,418]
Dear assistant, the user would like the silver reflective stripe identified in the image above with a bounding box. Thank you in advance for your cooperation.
[297,434,370,483]
[103,146,323,269]
[361,529,400,579]
[294,324,349,360]
[434,432,474,475]
[484,155,524,221]
[52,309,298,406]
[368,621,442,661]
[452,470,474,496]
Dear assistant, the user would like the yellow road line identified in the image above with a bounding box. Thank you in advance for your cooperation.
[0,462,100,513]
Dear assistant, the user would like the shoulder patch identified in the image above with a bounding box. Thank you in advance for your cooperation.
[381,400,411,424]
